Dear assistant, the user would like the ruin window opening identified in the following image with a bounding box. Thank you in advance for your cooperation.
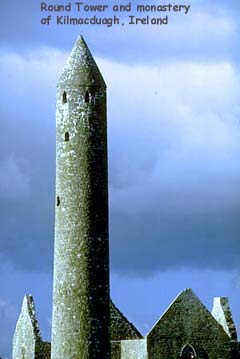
[57,196,60,207]
[85,90,90,103]
[65,132,69,142]
[91,90,96,103]
[63,91,67,103]
[180,344,197,359]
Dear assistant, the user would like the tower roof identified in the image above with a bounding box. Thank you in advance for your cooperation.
[58,35,106,88]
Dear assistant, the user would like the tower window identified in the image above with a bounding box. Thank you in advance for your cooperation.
[21,346,25,359]
[65,132,69,142]
[85,90,90,103]
[57,196,60,207]
[91,90,95,103]
[63,91,67,103]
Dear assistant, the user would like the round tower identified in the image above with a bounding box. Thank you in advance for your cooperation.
[51,36,110,359]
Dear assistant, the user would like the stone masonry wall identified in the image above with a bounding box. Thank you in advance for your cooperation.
[121,339,147,359]
[211,297,237,341]
[110,300,143,341]
[147,289,232,359]
[51,36,110,359]
[12,295,41,359]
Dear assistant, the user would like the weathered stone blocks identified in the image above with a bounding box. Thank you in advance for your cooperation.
[51,36,110,359]
[12,295,50,359]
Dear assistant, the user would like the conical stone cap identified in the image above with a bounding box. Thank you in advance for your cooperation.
[58,35,106,88]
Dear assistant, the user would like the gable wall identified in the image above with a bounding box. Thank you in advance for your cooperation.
[147,291,231,359]
[12,317,36,359]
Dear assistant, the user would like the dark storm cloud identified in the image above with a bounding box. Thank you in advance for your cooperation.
[0,50,59,271]
[108,135,240,274]
[110,187,240,275]
[105,58,240,275]
[0,22,239,275]
[0,2,239,359]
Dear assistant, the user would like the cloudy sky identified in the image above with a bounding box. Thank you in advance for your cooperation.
[0,0,240,358]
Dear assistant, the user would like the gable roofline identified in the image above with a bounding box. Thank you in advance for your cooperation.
[146,288,230,338]
[146,288,193,336]
[110,299,143,339]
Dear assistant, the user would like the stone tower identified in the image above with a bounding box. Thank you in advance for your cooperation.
[51,36,110,359]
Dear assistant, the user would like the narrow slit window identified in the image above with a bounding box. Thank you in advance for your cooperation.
[57,196,60,207]
[65,132,69,142]
[91,90,95,103]
[63,91,67,103]
[21,346,26,359]
[85,90,90,103]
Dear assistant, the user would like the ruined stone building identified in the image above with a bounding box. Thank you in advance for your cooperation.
[13,289,239,359]
[12,37,240,359]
